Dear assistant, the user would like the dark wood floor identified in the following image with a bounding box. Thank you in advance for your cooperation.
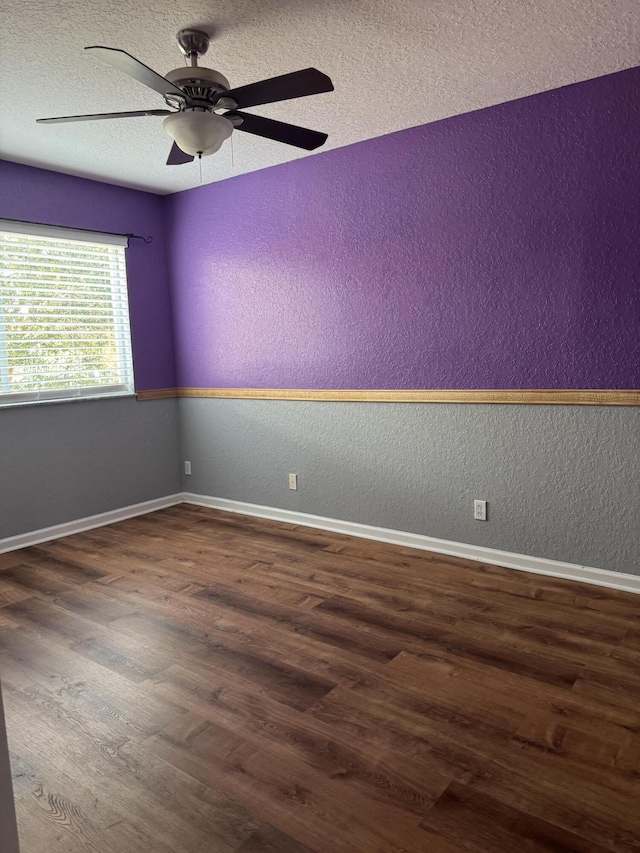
[1,505,640,852]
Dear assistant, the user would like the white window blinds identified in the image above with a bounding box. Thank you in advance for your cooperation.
[0,221,134,406]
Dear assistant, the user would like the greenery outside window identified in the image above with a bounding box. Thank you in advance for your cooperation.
[0,221,134,406]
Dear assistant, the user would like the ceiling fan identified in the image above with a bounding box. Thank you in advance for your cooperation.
[36,29,334,165]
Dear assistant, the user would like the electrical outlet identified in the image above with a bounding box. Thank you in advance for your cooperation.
[288,473,298,490]
[184,461,192,476]
[474,499,487,521]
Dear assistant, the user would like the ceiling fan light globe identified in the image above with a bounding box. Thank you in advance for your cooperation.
[163,111,233,156]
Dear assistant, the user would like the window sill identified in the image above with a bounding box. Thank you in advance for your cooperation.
[0,392,137,411]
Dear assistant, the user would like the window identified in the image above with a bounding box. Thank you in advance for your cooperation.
[0,221,134,406]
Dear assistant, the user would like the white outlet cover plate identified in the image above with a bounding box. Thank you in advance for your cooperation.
[474,500,487,521]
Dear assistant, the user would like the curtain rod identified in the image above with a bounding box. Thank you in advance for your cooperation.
[0,217,153,244]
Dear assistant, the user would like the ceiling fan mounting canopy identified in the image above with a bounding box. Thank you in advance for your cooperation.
[176,28,211,60]
[36,27,334,165]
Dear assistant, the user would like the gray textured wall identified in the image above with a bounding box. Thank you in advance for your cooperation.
[0,686,19,853]
[0,397,181,540]
[179,398,640,576]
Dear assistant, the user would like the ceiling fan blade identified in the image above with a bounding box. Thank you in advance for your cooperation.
[37,109,172,124]
[85,46,185,98]
[228,111,328,150]
[167,141,194,165]
[222,68,333,110]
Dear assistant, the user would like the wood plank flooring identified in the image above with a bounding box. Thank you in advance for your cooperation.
[1,504,640,852]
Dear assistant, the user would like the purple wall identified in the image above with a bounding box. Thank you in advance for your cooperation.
[167,66,640,390]
[0,160,175,391]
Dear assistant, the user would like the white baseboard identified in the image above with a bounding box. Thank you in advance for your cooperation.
[183,492,640,596]
[3,491,638,596]
[0,494,183,555]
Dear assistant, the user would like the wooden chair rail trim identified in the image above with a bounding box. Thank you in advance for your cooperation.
[136,387,640,405]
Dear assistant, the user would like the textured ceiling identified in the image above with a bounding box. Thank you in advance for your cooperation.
[2,0,640,194]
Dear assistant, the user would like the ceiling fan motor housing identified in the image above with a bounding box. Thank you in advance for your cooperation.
[165,67,230,101]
